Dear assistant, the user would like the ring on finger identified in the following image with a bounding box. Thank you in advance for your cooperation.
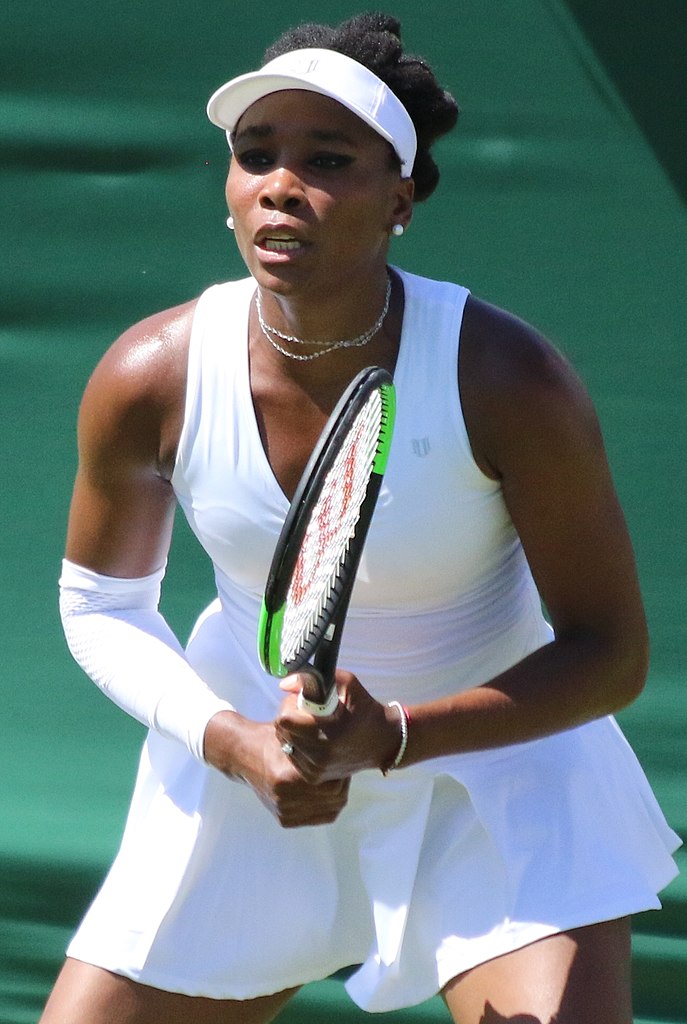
[281,742,294,757]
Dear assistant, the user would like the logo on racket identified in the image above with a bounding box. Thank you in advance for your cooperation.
[287,420,364,616]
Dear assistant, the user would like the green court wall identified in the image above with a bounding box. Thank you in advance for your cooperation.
[1,3,684,1021]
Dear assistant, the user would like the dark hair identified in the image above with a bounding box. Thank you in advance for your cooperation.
[263,12,459,202]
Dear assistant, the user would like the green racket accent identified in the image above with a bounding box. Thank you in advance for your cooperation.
[258,599,288,676]
[373,382,396,475]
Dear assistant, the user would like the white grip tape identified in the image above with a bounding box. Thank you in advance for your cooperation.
[297,687,341,717]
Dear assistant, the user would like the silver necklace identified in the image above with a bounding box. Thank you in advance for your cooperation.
[255,275,392,362]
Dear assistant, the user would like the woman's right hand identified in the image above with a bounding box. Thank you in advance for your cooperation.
[203,710,350,828]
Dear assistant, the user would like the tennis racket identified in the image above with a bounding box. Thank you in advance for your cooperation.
[258,366,396,716]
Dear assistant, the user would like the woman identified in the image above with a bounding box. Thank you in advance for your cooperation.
[41,13,679,1024]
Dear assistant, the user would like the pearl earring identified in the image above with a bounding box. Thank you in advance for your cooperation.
[226,216,235,230]
[391,223,405,237]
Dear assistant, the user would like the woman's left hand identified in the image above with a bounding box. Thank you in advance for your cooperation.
[275,670,403,783]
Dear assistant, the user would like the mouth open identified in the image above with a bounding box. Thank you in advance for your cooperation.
[261,237,303,252]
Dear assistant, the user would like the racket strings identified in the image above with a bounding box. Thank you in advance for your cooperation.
[280,390,383,663]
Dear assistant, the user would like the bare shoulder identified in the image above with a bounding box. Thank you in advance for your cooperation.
[75,299,198,485]
[86,299,197,407]
[459,295,601,479]
[458,297,647,670]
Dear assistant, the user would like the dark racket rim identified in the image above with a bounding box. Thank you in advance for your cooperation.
[259,365,395,676]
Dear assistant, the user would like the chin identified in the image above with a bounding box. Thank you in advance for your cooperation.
[249,262,315,296]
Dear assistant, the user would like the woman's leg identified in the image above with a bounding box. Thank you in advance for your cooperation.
[442,918,633,1024]
[39,958,299,1024]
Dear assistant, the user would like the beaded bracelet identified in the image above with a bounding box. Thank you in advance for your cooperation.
[381,701,411,775]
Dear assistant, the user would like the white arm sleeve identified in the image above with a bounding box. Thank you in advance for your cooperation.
[59,558,236,762]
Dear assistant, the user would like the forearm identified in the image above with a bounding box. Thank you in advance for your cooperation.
[401,630,648,766]
[59,559,235,762]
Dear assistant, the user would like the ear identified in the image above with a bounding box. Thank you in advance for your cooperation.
[389,177,415,233]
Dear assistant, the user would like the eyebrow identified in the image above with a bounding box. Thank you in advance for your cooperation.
[232,124,358,148]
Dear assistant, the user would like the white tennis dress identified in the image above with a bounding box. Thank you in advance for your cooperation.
[67,269,680,1011]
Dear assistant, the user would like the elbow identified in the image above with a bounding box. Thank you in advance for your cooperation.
[609,625,650,711]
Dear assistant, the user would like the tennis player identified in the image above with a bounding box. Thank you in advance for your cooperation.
[40,12,679,1024]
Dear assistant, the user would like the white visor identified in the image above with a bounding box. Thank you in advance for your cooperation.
[206,47,417,176]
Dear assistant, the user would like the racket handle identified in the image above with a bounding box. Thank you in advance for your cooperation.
[298,668,339,717]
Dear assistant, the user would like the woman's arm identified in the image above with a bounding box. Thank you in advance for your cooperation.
[60,301,236,760]
[276,297,649,777]
[396,297,648,762]
[61,304,349,824]
[64,302,194,576]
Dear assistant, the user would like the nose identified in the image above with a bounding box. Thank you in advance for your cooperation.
[258,166,306,212]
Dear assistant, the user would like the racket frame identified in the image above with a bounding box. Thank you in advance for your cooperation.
[258,366,395,711]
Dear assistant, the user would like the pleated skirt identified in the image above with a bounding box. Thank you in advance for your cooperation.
[67,602,680,1012]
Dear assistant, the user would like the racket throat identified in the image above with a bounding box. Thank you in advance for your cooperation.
[302,631,337,697]
[298,615,345,715]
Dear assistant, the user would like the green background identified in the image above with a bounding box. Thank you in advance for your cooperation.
[1,1,684,1021]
